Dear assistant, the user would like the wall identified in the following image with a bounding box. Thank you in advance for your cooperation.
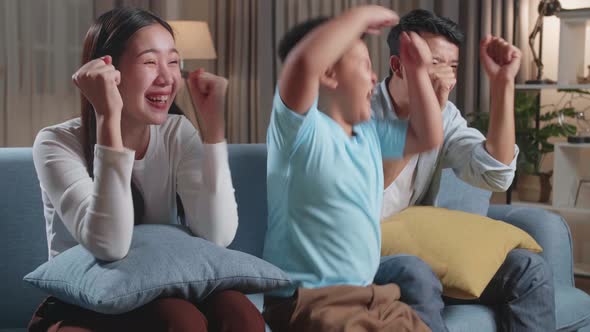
[537,0,590,270]
[535,0,590,173]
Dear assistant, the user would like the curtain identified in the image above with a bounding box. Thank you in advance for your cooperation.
[0,0,93,147]
[214,0,531,142]
[94,0,166,17]
[273,0,525,116]
[457,0,521,115]
[273,0,456,85]
[0,0,179,147]
[0,0,535,146]
[207,0,458,143]
[455,0,540,115]
[205,0,274,143]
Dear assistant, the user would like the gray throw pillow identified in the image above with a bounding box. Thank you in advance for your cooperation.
[24,224,290,314]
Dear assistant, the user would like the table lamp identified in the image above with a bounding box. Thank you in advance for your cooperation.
[168,20,217,78]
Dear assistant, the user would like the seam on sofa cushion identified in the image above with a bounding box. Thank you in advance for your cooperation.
[557,311,590,332]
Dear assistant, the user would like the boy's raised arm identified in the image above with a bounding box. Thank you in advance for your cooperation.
[279,6,398,114]
[401,31,444,156]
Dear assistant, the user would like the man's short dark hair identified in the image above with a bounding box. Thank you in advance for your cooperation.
[278,17,330,63]
[387,9,464,56]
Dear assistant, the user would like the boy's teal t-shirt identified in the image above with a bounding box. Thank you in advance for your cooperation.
[263,89,408,296]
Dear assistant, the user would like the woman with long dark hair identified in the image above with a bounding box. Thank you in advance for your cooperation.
[29,7,264,332]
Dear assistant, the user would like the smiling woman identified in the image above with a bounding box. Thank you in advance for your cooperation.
[28,7,265,332]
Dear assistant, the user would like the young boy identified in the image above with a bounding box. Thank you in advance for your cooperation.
[262,5,444,332]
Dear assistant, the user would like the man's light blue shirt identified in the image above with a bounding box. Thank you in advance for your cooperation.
[371,80,518,208]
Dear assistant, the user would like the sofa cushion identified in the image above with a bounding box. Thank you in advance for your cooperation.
[555,285,590,331]
[381,206,541,299]
[488,204,575,286]
[441,285,590,332]
[24,224,290,315]
[443,304,497,332]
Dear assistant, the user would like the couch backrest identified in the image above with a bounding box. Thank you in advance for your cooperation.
[436,169,492,216]
[0,148,47,328]
[226,144,268,257]
[0,145,270,328]
[0,145,490,328]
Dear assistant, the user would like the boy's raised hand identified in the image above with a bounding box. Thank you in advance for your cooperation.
[480,35,522,83]
[398,31,444,156]
[187,68,228,144]
[357,5,399,35]
[399,31,433,70]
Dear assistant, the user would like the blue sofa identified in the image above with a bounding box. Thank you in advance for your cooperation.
[1,144,590,331]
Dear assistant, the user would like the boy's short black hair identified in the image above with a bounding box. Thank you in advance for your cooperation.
[387,9,464,56]
[278,16,330,63]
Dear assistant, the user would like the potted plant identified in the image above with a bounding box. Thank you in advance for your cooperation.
[467,90,578,202]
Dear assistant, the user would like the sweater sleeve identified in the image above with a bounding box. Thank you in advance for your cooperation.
[176,125,238,247]
[440,103,518,192]
[33,129,135,261]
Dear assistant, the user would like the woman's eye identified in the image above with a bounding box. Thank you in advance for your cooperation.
[169,60,179,65]
[144,60,156,65]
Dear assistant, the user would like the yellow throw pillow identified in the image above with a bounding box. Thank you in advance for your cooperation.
[381,206,542,299]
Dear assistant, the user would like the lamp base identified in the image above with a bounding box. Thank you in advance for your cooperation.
[568,136,590,144]
[525,78,556,84]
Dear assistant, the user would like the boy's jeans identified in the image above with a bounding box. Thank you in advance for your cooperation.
[374,249,555,332]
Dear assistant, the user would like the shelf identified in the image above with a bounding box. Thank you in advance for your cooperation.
[575,263,590,278]
[554,144,590,209]
[556,8,590,21]
[515,84,590,90]
[512,201,590,215]
[555,142,590,149]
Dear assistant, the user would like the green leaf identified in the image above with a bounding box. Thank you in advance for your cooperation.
[469,89,586,175]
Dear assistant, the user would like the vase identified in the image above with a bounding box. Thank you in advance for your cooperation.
[518,173,552,203]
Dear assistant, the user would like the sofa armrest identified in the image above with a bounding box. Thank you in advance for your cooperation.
[487,204,575,287]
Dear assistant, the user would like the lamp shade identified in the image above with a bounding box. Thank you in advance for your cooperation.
[168,20,216,60]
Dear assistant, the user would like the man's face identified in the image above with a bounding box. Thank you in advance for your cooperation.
[421,32,460,103]
[421,32,460,76]
[391,32,459,110]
